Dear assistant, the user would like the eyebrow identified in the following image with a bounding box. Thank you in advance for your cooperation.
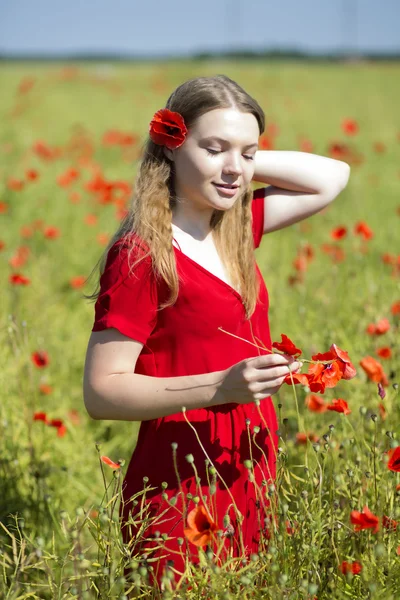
[202,136,259,150]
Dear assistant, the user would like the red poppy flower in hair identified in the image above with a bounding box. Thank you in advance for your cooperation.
[149,108,188,149]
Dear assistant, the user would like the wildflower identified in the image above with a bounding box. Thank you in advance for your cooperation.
[31,351,50,368]
[331,226,347,240]
[360,356,389,387]
[350,506,380,533]
[70,276,86,289]
[340,560,362,575]
[9,273,30,285]
[48,419,67,437]
[326,398,351,415]
[354,221,373,240]
[295,432,319,445]
[386,446,400,472]
[366,318,390,335]
[100,455,121,469]
[305,394,327,413]
[391,300,400,315]
[272,334,302,357]
[341,118,359,136]
[183,505,218,547]
[33,411,48,423]
[376,347,392,359]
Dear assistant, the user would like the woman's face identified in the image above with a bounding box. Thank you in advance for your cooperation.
[165,108,260,217]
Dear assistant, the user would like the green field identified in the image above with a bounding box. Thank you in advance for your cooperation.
[1,60,400,599]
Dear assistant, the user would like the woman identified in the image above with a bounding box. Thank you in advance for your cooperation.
[83,74,350,588]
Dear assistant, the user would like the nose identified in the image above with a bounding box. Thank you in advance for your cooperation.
[223,152,242,176]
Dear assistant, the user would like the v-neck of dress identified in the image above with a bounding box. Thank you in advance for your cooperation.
[172,243,244,304]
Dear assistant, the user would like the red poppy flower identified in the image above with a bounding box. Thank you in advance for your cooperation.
[295,432,319,445]
[33,411,48,423]
[386,446,400,472]
[382,515,397,531]
[26,169,39,181]
[183,505,218,547]
[391,300,400,315]
[326,398,351,415]
[342,119,359,136]
[331,226,347,240]
[70,276,86,289]
[366,318,390,335]
[360,356,389,387]
[39,383,53,395]
[350,505,379,533]
[272,334,302,358]
[48,418,67,437]
[100,455,121,469]
[31,351,50,368]
[340,561,362,575]
[44,226,60,239]
[9,273,30,285]
[376,347,391,359]
[354,221,373,240]
[305,394,327,413]
[149,108,188,149]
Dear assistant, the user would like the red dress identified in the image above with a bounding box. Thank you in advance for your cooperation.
[91,187,278,586]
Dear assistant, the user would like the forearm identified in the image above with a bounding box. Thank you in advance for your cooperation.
[84,370,228,421]
[253,150,350,194]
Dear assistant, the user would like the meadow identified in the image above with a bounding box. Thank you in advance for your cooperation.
[0,59,399,599]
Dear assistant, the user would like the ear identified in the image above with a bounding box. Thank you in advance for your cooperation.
[163,147,174,162]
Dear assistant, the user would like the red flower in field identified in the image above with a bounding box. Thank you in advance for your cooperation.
[320,243,346,263]
[360,356,389,387]
[378,402,387,420]
[0,239,5,250]
[350,505,380,534]
[326,398,351,415]
[331,226,347,240]
[100,455,121,469]
[342,118,359,136]
[272,334,302,358]
[340,560,362,575]
[9,246,30,268]
[391,300,400,315]
[376,347,391,359]
[20,225,34,238]
[84,213,98,226]
[7,178,25,191]
[70,276,86,289]
[382,515,397,531]
[43,226,60,239]
[184,505,218,547]
[33,411,48,423]
[9,273,30,285]
[296,432,320,445]
[0,202,8,215]
[57,167,80,187]
[39,383,53,395]
[311,344,357,381]
[366,318,390,335]
[386,446,400,472]
[305,394,327,413]
[25,168,39,181]
[354,221,373,240]
[382,253,396,265]
[32,351,50,368]
[48,418,67,437]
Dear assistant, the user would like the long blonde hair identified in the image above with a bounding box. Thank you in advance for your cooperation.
[84,74,265,320]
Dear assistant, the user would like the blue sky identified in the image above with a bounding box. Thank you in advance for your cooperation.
[0,0,399,57]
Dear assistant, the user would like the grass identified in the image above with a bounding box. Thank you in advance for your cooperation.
[0,58,399,599]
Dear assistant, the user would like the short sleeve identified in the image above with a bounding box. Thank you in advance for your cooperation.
[91,237,158,344]
[252,187,266,249]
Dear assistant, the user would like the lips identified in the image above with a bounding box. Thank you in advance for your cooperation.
[213,183,239,189]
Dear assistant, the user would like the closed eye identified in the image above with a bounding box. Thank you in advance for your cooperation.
[206,149,254,161]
